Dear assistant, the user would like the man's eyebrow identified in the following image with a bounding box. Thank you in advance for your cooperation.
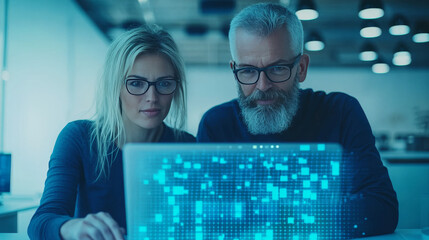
[236,59,290,68]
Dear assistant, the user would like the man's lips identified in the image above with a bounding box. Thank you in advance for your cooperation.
[256,99,276,105]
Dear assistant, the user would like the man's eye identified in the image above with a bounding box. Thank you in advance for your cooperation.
[239,68,257,75]
[270,66,289,74]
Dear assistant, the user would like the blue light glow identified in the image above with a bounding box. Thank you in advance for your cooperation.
[126,144,362,239]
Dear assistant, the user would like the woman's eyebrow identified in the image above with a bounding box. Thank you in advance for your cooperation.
[126,75,176,80]
[126,75,147,79]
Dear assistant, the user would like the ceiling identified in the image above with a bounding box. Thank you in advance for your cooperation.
[75,0,429,68]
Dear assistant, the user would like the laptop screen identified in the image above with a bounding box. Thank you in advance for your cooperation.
[123,143,347,239]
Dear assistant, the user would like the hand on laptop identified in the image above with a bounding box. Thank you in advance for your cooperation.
[60,212,125,240]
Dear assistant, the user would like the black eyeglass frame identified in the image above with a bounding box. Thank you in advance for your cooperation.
[232,54,302,85]
[124,78,179,96]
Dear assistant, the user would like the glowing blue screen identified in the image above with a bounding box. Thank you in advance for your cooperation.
[124,143,356,239]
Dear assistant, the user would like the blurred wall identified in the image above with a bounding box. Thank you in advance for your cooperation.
[1,0,108,195]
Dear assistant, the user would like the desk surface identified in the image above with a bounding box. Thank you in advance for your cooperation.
[0,228,426,240]
[0,197,39,216]
[0,200,39,216]
[351,229,429,240]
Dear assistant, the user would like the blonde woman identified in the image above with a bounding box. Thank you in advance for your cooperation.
[28,24,195,240]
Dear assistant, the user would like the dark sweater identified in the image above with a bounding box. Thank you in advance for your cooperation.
[197,89,398,238]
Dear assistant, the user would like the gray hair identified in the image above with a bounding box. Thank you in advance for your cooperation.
[229,3,303,58]
[91,24,187,180]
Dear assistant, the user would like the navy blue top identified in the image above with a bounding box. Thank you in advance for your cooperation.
[28,120,195,240]
[197,89,398,238]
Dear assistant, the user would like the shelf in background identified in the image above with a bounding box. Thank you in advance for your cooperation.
[380,151,429,164]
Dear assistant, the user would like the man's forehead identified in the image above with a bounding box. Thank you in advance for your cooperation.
[232,28,295,66]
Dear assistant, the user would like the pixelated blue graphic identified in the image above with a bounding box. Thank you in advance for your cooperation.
[125,143,361,239]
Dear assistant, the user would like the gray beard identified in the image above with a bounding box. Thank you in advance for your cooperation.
[237,76,300,135]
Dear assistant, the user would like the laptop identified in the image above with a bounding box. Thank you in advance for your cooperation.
[123,143,347,240]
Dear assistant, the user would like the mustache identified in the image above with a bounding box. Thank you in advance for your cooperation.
[241,89,288,107]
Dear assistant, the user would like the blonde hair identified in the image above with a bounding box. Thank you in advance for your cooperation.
[91,24,187,180]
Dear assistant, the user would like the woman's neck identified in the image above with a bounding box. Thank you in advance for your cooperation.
[124,122,164,143]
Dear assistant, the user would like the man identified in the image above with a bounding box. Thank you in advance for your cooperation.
[197,2,398,238]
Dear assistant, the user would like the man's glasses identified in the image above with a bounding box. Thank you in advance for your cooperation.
[232,54,302,85]
[125,78,178,95]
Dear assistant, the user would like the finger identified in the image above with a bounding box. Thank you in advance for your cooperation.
[85,214,115,240]
[95,212,125,240]
[79,220,103,240]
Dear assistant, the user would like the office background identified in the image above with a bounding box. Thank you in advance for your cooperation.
[0,0,428,237]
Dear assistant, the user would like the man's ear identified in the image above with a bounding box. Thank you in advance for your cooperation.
[297,53,310,83]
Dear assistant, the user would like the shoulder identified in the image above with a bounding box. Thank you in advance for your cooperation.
[300,89,360,112]
[301,88,357,103]
[200,99,239,123]
[51,120,94,161]
[56,120,94,146]
[59,120,94,138]
[197,99,244,142]
[64,119,94,130]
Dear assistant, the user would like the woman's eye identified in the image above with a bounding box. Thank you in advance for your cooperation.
[129,80,145,88]
[158,80,171,87]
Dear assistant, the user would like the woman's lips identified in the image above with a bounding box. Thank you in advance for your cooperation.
[140,108,161,117]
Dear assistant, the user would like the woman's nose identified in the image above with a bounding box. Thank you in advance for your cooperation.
[144,85,159,102]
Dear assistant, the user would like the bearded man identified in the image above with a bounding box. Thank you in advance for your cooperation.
[197,2,398,238]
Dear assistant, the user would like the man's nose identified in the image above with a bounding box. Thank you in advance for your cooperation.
[255,71,273,92]
[145,85,159,102]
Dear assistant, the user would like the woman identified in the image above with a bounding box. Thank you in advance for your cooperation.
[28,24,195,240]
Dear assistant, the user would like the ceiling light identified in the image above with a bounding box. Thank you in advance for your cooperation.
[372,58,390,74]
[295,0,319,21]
[360,20,382,38]
[359,42,378,61]
[412,21,429,43]
[392,43,412,66]
[359,0,384,20]
[389,14,410,36]
[305,31,324,51]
